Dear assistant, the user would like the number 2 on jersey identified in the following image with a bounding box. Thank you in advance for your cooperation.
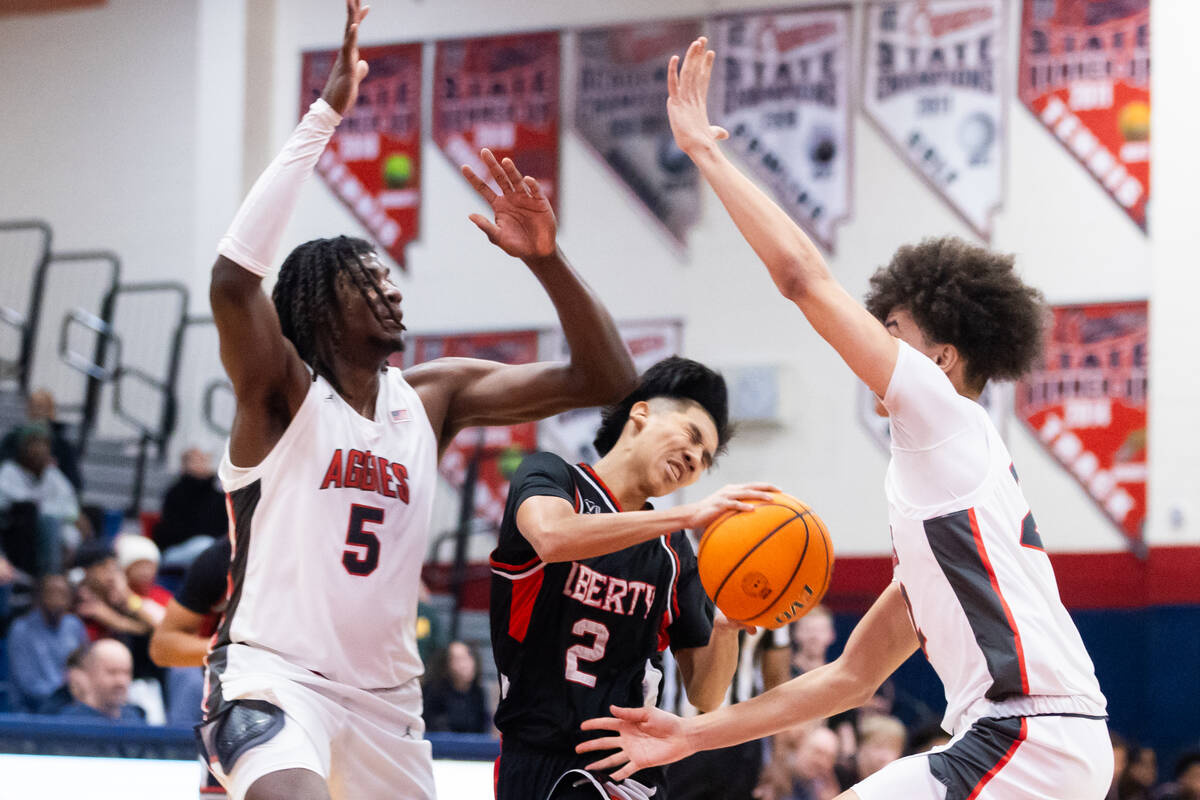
[564,618,610,688]
[343,504,384,576]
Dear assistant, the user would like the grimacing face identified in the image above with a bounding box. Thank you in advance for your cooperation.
[627,398,719,499]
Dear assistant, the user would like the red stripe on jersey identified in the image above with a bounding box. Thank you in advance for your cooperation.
[968,507,1030,695]
[493,744,501,800]
[508,569,544,643]
[579,463,623,511]
[656,535,683,652]
[966,717,1027,799]
[489,554,542,573]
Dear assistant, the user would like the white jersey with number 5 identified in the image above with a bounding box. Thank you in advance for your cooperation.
[883,341,1106,736]
[215,367,437,690]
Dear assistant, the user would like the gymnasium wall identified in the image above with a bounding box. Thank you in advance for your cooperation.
[0,0,1195,558]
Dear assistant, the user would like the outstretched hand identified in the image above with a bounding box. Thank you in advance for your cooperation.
[667,37,729,155]
[577,706,695,782]
[462,149,557,260]
[321,0,370,116]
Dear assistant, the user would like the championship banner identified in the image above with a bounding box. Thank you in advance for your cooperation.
[300,43,422,267]
[863,0,1006,239]
[574,21,703,244]
[713,6,853,252]
[407,331,541,526]
[538,320,684,464]
[1016,301,1148,546]
[1018,0,1150,230]
[433,33,561,214]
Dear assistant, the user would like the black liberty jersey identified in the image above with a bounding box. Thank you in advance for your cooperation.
[489,452,714,752]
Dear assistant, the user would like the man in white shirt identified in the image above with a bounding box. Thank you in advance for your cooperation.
[579,38,1110,800]
[0,424,81,575]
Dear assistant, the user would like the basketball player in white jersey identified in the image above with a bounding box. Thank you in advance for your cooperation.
[578,38,1111,800]
[198,4,637,799]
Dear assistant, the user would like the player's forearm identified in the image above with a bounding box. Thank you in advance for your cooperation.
[531,506,694,563]
[524,247,636,406]
[684,661,869,753]
[215,99,341,280]
[679,627,740,712]
[687,142,833,301]
[149,629,209,668]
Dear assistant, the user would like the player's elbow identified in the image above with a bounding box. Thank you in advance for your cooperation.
[573,358,637,407]
[524,527,566,564]
[829,658,881,710]
[690,686,725,714]
[148,630,170,667]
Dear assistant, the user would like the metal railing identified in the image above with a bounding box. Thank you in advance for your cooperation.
[0,219,53,392]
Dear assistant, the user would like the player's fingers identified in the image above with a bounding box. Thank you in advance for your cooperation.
[461,165,499,204]
[359,4,369,23]
[468,214,500,244]
[699,48,716,93]
[577,722,620,739]
[584,751,631,772]
[712,125,730,141]
[523,175,545,199]
[681,37,707,95]
[667,55,680,98]
[501,157,529,195]
[356,59,369,82]
[481,148,514,192]
[611,763,640,782]
[610,705,650,722]
[741,482,781,493]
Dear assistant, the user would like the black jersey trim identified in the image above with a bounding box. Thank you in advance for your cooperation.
[575,463,622,512]
[928,716,1027,800]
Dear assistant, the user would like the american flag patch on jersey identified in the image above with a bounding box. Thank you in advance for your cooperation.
[390,408,411,423]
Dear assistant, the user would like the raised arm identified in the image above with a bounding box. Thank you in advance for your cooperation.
[578,582,919,780]
[408,150,637,452]
[148,599,210,668]
[210,0,369,464]
[667,39,898,398]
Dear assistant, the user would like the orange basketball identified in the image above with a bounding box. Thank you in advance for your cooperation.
[697,492,834,629]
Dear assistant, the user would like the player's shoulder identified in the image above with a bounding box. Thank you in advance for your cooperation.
[514,450,573,479]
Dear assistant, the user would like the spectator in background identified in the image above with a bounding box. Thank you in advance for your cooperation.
[0,389,83,491]
[149,536,230,725]
[1121,745,1160,800]
[7,573,88,712]
[834,714,907,791]
[790,605,835,678]
[422,640,491,734]
[0,423,86,575]
[905,720,951,755]
[1108,732,1130,800]
[152,448,227,568]
[755,723,841,800]
[115,533,170,723]
[1152,751,1200,800]
[415,579,446,672]
[55,638,146,723]
[73,540,153,641]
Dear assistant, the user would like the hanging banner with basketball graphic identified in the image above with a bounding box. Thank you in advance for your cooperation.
[712,6,853,252]
[1018,0,1150,230]
[301,43,422,267]
[862,0,1006,239]
[574,21,703,245]
[433,32,561,215]
[406,331,541,526]
[1015,301,1148,546]
[538,319,684,464]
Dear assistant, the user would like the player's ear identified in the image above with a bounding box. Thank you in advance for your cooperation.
[932,343,959,375]
[628,401,651,433]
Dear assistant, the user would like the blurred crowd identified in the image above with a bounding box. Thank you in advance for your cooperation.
[0,389,1197,800]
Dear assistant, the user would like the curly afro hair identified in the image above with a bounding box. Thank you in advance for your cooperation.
[864,236,1047,391]
[593,357,731,458]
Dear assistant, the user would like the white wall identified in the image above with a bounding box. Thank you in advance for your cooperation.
[3,0,1192,554]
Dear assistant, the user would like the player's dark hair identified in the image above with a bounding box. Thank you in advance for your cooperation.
[272,235,400,394]
[593,357,731,458]
[864,236,1047,392]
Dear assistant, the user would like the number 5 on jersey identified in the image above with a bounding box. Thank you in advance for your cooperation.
[343,504,384,576]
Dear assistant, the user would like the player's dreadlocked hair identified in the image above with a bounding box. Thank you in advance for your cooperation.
[593,357,732,458]
[864,236,1047,392]
[272,235,402,393]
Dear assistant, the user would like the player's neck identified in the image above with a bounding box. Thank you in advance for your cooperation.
[331,361,383,419]
[590,454,648,512]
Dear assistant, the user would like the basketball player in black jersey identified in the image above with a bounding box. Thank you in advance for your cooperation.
[490,358,778,800]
